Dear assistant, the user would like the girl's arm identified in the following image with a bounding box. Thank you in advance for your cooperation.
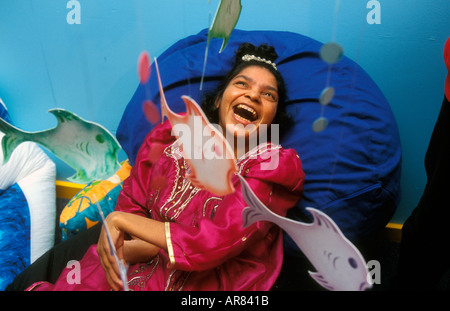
[123,238,160,264]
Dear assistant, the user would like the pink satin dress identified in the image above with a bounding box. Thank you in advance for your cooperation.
[27,120,304,291]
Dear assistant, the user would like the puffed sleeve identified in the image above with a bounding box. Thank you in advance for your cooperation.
[115,120,175,217]
[166,146,305,271]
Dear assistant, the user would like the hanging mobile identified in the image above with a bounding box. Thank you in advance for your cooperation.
[313,0,344,133]
[93,194,129,291]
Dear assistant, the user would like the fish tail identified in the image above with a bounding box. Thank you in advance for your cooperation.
[242,205,267,228]
[181,96,205,118]
[153,58,170,123]
[219,36,230,53]
[308,271,335,291]
[0,117,27,164]
[239,175,274,227]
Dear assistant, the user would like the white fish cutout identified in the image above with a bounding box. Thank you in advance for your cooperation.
[0,109,121,183]
[154,58,238,196]
[200,0,242,89]
[239,175,372,291]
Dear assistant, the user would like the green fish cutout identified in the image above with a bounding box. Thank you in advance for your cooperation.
[0,109,121,184]
[200,0,242,89]
[209,0,242,53]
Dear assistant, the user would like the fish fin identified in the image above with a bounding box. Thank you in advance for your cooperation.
[308,271,335,291]
[48,108,81,124]
[0,117,27,164]
[239,175,277,227]
[181,95,221,135]
[68,170,90,184]
[306,207,341,234]
[219,36,230,53]
[181,96,208,119]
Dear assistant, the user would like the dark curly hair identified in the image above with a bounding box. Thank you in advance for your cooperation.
[201,42,293,139]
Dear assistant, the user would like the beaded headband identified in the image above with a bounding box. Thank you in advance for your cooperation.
[241,54,278,71]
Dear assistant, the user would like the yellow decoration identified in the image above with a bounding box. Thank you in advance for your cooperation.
[85,217,99,229]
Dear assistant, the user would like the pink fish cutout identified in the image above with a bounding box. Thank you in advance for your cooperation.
[154,58,238,196]
[239,175,372,291]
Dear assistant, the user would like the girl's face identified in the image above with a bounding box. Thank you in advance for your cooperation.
[217,65,279,139]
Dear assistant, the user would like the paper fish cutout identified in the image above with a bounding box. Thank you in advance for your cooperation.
[239,175,372,291]
[200,0,242,89]
[0,109,121,183]
[154,58,238,196]
[208,0,242,53]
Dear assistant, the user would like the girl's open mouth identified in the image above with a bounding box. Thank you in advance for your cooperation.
[233,104,258,123]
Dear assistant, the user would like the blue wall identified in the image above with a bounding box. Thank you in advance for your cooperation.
[1,0,449,224]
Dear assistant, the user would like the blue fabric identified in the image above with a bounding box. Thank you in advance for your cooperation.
[0,183,31,290]
[116,29,402,255]
[0,101,11,124]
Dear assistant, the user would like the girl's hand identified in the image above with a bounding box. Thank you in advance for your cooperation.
[96,212,125,291]
[96,211,167,290]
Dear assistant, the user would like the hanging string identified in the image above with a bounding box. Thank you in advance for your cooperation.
[29,0,58,109]
[318,0,371,207]
[313,0,344,133]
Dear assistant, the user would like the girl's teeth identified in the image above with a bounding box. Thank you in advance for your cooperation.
[234,104,257,122]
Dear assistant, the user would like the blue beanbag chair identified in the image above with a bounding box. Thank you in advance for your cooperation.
[0,183,30,290]
[116,29,401,256]
[0,99,57,289]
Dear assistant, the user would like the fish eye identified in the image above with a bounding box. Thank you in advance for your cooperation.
[96,134,105,143]
[348,257,358,269]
